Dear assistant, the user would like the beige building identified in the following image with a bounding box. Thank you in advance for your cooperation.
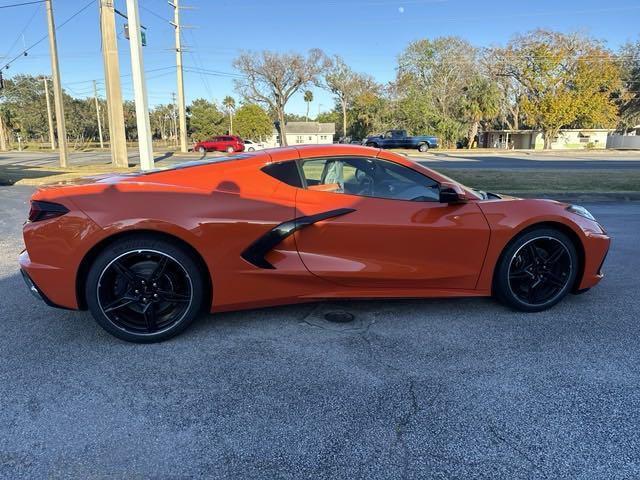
[266,121,335,147]
[480,129,611,150]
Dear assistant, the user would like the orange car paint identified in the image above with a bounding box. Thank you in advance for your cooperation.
[19,144,610,313]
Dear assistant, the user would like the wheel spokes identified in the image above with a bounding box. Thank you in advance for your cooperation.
[143,302,158,332]
[158,290,191,303]
[103,295,136,313]
[98,250,193,335]
[509,237,571,306]
[112,261,138,282]
[149,256,169,282]
[544,271,566,288]
[545,245,566,265]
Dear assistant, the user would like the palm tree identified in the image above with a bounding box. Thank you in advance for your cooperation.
[304,90,313,122]
[462,76,500,149]
[222,96,236,134]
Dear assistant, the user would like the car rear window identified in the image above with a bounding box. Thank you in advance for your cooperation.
[262,161,303,188]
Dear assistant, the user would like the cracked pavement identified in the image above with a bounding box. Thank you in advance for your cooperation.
[1,185,640,479]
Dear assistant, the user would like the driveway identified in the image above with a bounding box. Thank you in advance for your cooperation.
[1,186,640,479]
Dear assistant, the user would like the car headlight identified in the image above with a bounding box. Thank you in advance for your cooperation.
[566,204,596,221]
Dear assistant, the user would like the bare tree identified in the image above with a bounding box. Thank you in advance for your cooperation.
[233,49,329,146]
[324,56,377,139]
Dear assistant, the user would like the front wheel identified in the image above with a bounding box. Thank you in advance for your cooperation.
[226,146,235,153]
[85,235,206,342]
[418,143,429,152]
[198,146,206,154]
[494,228,578,312]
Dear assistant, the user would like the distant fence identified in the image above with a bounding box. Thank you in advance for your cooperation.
[607,135,640,149]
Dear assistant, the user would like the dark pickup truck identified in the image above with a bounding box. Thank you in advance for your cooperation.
[364,129,439,152]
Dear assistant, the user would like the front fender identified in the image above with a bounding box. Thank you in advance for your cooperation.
[474,198,603,292]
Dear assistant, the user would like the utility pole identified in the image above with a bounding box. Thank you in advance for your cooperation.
[44,0,68,167]
[125,0,153,170]
[100,0,128,167]
[93,80,104,149]
[42,77,56,150]
[170,0,188,153]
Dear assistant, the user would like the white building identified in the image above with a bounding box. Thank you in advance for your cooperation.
[480,129,612,150]
[266,121,335,147]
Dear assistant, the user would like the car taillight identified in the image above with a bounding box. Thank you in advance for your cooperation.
[28,200,69,222]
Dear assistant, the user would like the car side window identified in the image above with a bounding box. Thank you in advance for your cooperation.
[299,157,439,202]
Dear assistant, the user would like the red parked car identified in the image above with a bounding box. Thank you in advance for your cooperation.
[193,135,244,153]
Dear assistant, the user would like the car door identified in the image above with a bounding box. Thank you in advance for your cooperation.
[294,156,490,290]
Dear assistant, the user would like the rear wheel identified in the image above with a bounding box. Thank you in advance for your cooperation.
[366,142,378,148]
[418,143,429,152]
[85,235,205,342]
[198,146,206,154]
[494,228,578,312]
[226,146,235,153]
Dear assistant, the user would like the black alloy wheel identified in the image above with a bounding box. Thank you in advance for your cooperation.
[86,236,205,342]
[495,228,578,312]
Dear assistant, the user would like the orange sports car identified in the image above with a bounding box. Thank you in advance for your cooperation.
[19,145,610,342]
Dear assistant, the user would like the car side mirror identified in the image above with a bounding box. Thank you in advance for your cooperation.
[439,182,467,204]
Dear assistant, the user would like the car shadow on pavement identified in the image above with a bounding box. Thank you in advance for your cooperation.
[0,165,67,186]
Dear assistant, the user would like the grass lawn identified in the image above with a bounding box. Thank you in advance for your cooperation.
[437,168,640,194]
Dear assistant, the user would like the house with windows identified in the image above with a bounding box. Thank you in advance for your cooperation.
[479,129,612,150]
[266,121,335,147]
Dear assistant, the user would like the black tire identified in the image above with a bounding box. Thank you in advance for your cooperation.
[198,146,206,154]
[418,143,429,152]
[247,147,255,152]
[226,146,234,153]
[494,228,578,312]
[366,142,378,148]
[85,234,206,343]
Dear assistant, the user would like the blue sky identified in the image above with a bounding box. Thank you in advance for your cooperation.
[1,0,640,116]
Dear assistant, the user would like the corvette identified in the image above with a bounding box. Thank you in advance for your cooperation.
[19,145,610,342]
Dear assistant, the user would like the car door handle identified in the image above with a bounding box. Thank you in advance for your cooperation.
[241,208,356,269]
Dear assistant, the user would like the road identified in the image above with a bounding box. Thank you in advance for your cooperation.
[2,149,640,171]
[1,186,640,478]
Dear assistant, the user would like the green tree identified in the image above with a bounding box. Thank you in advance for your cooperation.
[0,75,50,142]
[494,30,621,148]
[187,98,225,141]
[149,104,176,141]
[397,37,476,119]
[617,39,640,131]
[303,90,313,121]
[234,103,273,140]
[325,55,377,139]
[461,75,501,148]
[222,95,236,134]
[395,37,477,146]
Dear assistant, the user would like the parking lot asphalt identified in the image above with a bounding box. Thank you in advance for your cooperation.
[1,185,640,479]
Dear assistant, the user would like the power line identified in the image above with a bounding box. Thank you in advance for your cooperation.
[1,0,94,71]
[2,5,39,61]
[139,3,171,24]
[0,0,44,9]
